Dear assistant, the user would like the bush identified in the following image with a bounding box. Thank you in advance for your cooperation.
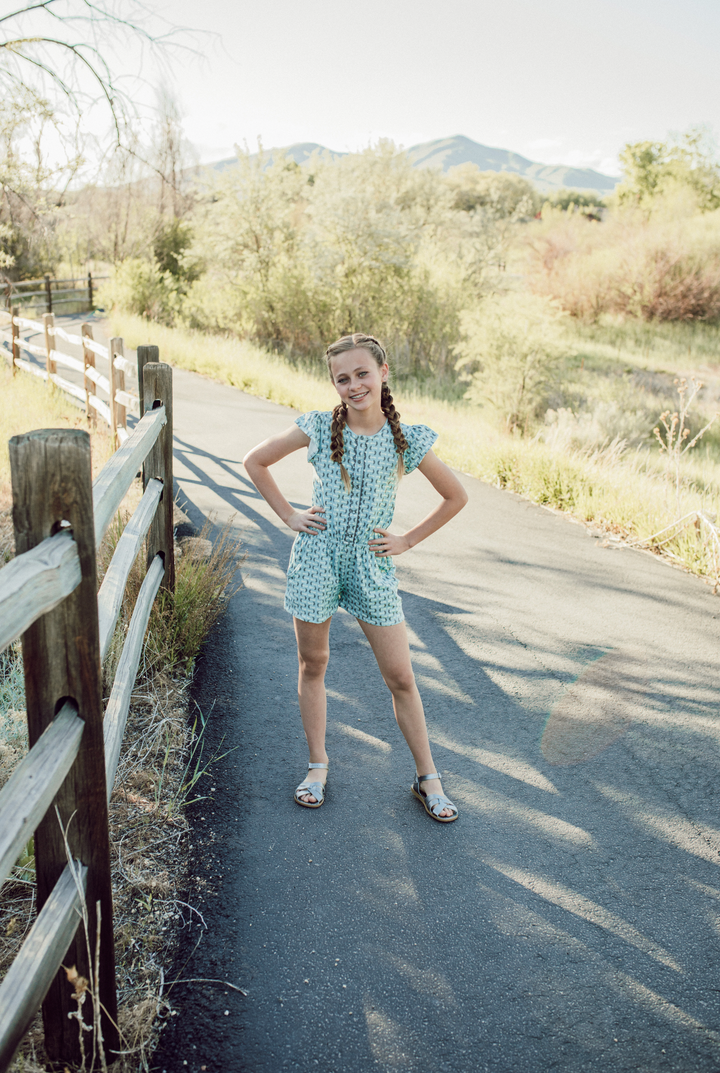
[527,201,720,322]
[456,292,570,432]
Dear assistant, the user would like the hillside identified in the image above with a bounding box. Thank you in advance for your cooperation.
[208,134,618,194]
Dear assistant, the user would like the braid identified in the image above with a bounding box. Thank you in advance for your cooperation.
[381,383,408,479]
[330,402,352,492]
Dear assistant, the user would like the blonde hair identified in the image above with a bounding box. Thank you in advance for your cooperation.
[325,333,409,492]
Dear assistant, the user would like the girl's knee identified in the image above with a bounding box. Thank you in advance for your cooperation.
[385,667,417,695]
[298,650,329,680]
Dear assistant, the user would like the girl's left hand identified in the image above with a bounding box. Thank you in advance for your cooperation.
[369,528,411,557]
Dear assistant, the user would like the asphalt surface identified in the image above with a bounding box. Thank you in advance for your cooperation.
[13,319,720,1072]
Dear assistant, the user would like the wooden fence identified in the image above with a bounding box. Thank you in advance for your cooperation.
[0,307,137,447]
[0,354,174,1070]
[3,273,108,314]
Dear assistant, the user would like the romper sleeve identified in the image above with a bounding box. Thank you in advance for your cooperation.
[294,411,322,462]
[403,424,439,474]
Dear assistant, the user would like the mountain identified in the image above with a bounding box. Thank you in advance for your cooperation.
[209,142,345,174]
[405,135,618,194]
[206,135,618,195]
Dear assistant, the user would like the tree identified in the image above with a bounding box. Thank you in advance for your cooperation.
[616,127,720,212]
[0,1,192,151]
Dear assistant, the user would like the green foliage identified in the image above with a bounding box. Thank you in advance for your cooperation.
[542,189,605,219]
[616,127,720,212]
[151,143,526,376]
[153,218,202,284]
[445,165,540,218]
[456,292,570,432]
[104,258,182,325]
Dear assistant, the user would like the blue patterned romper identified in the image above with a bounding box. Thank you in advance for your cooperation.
[284,411,438,626]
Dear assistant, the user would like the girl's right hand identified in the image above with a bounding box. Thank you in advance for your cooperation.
[286,505,326,534]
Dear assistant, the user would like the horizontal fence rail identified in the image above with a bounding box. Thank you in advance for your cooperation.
[0,308,141,449]
[0,358,174,1069]
[2,272,108,313]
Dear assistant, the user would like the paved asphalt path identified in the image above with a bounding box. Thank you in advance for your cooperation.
[14,319,720,1071]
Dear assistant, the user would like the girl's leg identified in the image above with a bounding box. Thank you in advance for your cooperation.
[294,616,332,803]
[357,619,453,818]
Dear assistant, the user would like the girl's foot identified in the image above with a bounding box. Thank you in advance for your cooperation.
[295,760,329,807]
[412,772,458,822]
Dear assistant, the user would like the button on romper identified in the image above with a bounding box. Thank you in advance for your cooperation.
[284,411,438,626]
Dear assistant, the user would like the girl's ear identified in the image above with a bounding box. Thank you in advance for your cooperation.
[381,363,389,382]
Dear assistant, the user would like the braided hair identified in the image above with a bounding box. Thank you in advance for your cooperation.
[326,333,408,492]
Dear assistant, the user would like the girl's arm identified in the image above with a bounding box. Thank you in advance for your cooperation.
[243,425,326,534]
[369,450,468,556]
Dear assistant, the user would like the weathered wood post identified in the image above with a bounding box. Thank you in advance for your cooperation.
[43,312,56,379]
[10,305,19,377]
[87,271,93,310]
[81,322,96,427]
[9,429,118,1064]
[143,362,175,592]
[44,274,52,314]
[136,344,159,424]
[109,337,126,447]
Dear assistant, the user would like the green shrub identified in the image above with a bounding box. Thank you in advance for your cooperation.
[456,292,570,432]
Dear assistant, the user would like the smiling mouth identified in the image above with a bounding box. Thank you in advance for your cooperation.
[350,391,369,401]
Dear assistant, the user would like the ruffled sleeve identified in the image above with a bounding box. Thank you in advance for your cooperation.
[403,423,438,473]
[295,411,322,462]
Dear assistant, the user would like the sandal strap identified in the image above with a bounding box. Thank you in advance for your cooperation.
[307,762,329,770]
[296,779,325,794]
[424,793,457,816]
[416,772,441,783]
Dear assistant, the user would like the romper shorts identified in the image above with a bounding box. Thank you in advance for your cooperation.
[284,532,405,626]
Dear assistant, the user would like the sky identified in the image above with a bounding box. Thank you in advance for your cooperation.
[12,0,720,178]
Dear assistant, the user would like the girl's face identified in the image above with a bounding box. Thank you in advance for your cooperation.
[330,348,388,414]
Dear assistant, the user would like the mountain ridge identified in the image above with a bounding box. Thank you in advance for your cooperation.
[208,134,618,194]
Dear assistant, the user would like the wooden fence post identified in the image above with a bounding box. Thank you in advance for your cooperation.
[44,274,52,314]
[143,362,175,592]
[136,344,158,423]
[9,429,118,1064]
[81,322,96,427]
[109,337,127,447]
[88,271,93,310]
[43,312,56,378]
[10,305,19,377]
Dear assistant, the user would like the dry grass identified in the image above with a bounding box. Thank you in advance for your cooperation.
[1,434,242,1070]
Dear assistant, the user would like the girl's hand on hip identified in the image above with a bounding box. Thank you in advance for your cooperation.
[369,528,410,557]
[287,505,326,534]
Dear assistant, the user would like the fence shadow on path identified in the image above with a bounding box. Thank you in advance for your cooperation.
[158,508,720,1073]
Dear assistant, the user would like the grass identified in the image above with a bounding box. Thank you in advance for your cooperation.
[110,311,720,586]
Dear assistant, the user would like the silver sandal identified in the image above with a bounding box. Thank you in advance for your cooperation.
[294,762,329,808]
[411,771,458,823]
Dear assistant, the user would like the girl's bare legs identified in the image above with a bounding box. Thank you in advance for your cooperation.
[294,617,332,803]
[358,619,453,818]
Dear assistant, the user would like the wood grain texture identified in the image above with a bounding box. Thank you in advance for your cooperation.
[115,388,140,414]
[110,337,126,440]
[104,554,164,793]
[0,862,87,1071]
[136,345,159,429]
[11,305,18,376]
[10,428,118,1061]
[0,702,83,887]
[91,406,166,550]
[113,354,137,379]
[143,363,175,592]
[97,478,163,663]
[43,312,56,377]
[82,322,96,425]
[0,530,81,653]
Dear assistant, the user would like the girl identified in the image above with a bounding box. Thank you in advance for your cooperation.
[243,333,468,822]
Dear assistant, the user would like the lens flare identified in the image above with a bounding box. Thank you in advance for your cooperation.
[542,648,648,764]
